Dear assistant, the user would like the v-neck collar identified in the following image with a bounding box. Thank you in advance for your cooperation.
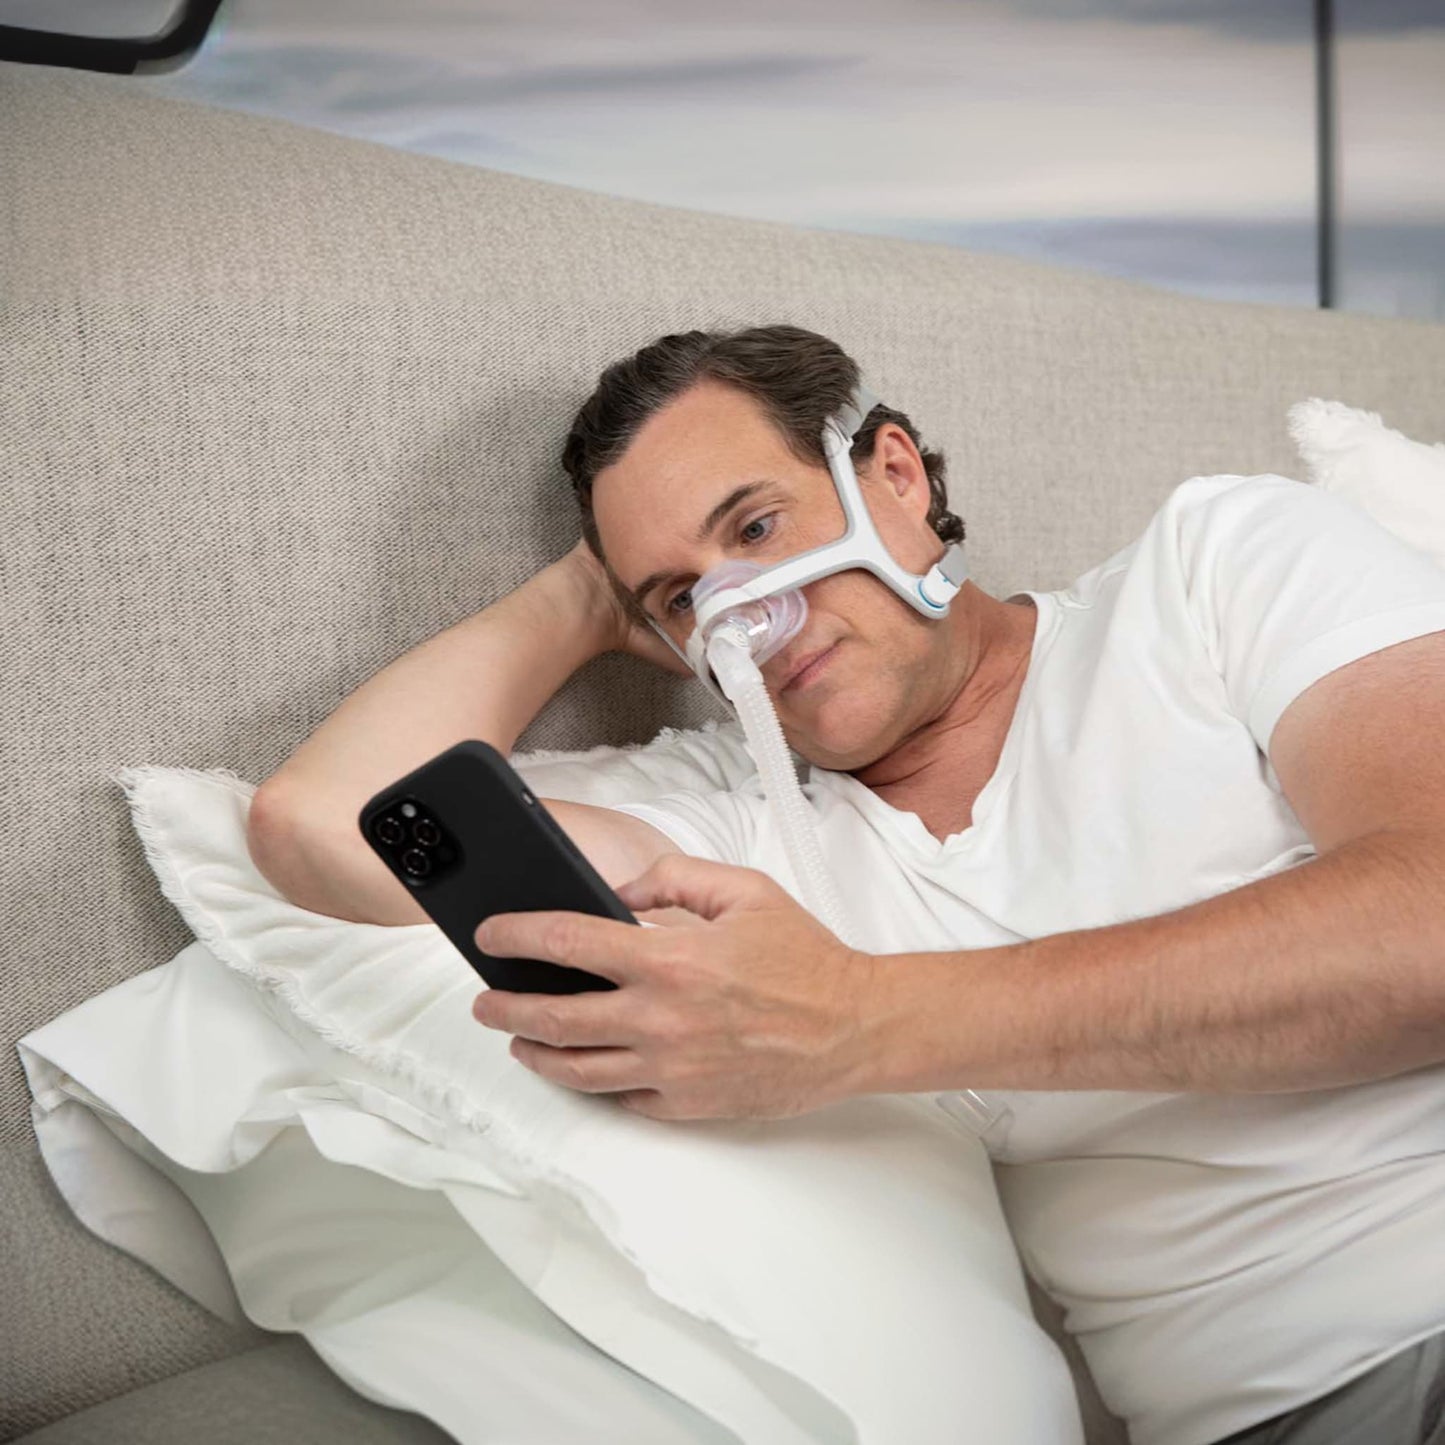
[809,591,1059,862]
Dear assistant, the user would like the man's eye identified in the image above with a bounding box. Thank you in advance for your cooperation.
[662,513,778,618]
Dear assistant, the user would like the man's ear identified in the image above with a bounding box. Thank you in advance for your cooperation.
[871,422,933,517]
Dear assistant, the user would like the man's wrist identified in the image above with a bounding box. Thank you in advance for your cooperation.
[846,948,941,1097]
[850,946,999,1098]
[530,555,617,660]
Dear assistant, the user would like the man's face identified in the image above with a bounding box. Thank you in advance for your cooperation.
[592,378,960,771]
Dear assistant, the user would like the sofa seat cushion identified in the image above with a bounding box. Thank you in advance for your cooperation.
[12,1337,452,1445]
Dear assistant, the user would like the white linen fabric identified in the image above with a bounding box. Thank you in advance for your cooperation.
[610,472,1445,1445]
[1289,397,1445,568]
[18,725,1083,1445]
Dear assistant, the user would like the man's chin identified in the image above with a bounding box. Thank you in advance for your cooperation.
[785,713,893,775]
[773,647,896,769]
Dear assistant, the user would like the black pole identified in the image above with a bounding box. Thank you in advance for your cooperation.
[1315,0,1337,309]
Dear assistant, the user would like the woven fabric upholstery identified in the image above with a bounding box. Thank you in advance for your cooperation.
[10,1338,451,1445]
[0,1139,271,1438]
[4,58,1445,1441]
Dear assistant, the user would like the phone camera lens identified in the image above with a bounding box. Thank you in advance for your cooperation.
[413,819,441,846]
[400,849,432,878]
[376,816,405,845]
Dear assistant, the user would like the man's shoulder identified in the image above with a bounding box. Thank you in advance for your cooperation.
[1155,472,1302,526]
[1143,473,1328,576]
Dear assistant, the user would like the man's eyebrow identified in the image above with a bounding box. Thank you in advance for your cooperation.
[628,480,778,611]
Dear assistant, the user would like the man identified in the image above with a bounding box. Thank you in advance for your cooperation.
[251,324,1445,1445]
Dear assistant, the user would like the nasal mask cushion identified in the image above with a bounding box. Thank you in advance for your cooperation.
[683,560,807,686]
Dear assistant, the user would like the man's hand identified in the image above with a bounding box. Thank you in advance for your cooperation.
[561,537,694,677]
[471,854,880,1120]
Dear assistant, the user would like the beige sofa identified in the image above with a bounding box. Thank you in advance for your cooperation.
[5,59,1445,1445]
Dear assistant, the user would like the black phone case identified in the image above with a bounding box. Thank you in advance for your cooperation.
[357,739,633,994]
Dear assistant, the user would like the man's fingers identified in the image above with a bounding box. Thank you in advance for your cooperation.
[474,909,660,984]
[509,1041,651,1094]
[474,987,643,1048]
[636,903,706,928]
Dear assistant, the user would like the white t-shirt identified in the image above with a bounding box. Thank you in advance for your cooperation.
[610,474,1445,1445]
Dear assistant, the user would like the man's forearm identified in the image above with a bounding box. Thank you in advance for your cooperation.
[256,558,609,817]
[247,558,612,923]
[862,828,1445,1096]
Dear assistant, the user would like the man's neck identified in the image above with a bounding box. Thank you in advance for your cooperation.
[851,593,1038,838]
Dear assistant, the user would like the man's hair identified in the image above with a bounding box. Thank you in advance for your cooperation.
[561,324,965,622]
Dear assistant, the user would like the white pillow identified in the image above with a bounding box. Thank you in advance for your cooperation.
[19,941,743,1445]
[21,739,1083,1445]
[1288,397,1445,569]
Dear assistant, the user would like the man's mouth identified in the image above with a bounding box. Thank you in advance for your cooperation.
[781,643,838,693]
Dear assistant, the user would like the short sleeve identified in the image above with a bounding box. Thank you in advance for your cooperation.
[1174,473,1445,760]
[605,790,760,868]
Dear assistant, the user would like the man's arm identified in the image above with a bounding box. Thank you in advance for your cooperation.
[247,543,683,925]
[861,630,1445,1097]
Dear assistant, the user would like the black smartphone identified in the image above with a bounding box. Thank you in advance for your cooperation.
[357,739,633,995]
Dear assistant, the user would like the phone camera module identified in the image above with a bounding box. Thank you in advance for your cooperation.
[369,797,458,888]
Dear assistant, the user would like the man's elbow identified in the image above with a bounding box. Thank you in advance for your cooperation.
[247,785,429,926]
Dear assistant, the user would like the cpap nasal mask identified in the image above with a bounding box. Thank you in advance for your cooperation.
[645,384,1009,1143]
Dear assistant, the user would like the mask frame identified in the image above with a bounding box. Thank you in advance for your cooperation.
[644,384,969,704]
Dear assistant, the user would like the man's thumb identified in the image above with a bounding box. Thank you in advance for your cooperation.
[616,853,761,921]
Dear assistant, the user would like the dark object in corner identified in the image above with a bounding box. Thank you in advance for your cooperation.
[0,0,223,75]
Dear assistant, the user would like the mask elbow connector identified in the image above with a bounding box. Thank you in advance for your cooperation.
[702,618,763,694]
